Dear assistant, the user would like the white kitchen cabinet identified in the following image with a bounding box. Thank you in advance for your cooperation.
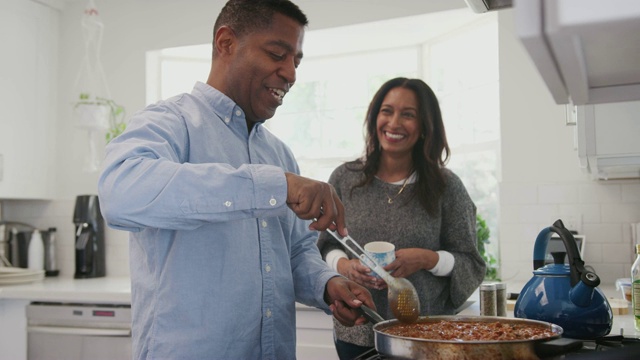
[295,305,339,360]
[515,0,640,105]
[574,100,640,180]
[0,299,30,360]
[1,277,337,360]
[0,0,58,199]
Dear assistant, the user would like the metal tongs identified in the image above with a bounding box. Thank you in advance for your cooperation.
[326,229,420,323]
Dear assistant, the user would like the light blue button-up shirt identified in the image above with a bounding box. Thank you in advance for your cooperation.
[98,82,338,360]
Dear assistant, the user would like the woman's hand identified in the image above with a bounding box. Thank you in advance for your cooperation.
[336,258,385,290]
[384,248,439,278]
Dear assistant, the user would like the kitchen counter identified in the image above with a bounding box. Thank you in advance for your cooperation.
[0,276,326,310]
[2,277,638,325]
[458,282,640,338]
[0,276,132,304]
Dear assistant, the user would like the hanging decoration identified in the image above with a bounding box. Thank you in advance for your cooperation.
[72,0,125,172]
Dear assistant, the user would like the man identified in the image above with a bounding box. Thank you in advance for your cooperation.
[98,1,374,359]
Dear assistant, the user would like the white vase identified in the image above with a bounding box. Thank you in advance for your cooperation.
[74,103,110,130]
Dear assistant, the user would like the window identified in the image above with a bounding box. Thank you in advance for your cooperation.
[429,19,500,255]
[269,46,420,180]
[146,9,500,269]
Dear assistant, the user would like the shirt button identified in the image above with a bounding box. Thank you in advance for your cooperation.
[224,201,232,207]
[269,198,277,206]
[235,109,242,116]
[265,264,271,272]
[224,117,230,123]
[261,220,268,228]
[265,309,272,318]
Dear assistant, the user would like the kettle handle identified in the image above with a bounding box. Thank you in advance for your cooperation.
[533,219,587,287]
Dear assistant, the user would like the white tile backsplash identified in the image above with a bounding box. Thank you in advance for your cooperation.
[500,180,640,284]
[582,243,603,263]
[538,184,578,204]
[583,223,623,244]
[600,243,634,263]
[579,183,622,204]
[601,202,640,223]
[500,183,538,204]
[621,184,640,202]
[500,204,558,223]
[1,198,130,278]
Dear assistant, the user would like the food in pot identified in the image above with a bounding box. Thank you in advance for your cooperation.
[383,320,556,341]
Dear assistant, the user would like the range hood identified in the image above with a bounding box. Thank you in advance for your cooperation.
[513,0,640,105]
[464,0,512,13]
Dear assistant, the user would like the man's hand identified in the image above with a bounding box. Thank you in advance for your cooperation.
[324,276,376,326]
[284,172,347,236]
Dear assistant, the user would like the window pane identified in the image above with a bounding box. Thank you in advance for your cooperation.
[269,48,419,177]
[429,20,500,268]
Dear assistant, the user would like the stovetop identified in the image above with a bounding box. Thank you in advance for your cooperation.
[354,335,640,359]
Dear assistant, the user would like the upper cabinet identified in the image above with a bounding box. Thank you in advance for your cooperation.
[0,0,58,199]
[574,101,640,180]
[514,0,640,105]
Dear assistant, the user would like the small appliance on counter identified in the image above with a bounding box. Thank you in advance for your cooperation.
[1,222,56,270]
[1,223,47,285]
[73,195,106,279]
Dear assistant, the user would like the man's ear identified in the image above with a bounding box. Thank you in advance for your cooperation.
[214,25,236,56]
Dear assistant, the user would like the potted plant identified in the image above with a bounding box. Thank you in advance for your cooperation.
[477,214,499,280]
[73,92,126,143]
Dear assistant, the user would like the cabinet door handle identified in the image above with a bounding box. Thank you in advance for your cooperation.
[28,326,131,337]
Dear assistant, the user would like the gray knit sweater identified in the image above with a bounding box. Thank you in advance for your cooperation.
[317,163,486,347]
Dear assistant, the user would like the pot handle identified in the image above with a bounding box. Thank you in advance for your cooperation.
[534,337,583,358]
[359,304,385,324]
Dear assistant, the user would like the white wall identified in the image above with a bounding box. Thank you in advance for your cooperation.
[497,10,640,284]
[2,0,639,284]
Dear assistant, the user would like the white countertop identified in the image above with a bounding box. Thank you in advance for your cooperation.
[0,276,131,304]
[1,277,638,338]
[0,276,319,310]
[459,282,640,338]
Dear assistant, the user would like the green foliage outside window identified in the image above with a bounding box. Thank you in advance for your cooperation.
[477,213,499,280]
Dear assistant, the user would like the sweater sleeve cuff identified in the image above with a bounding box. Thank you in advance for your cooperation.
[325,249,348,272]
[429,250,455,277]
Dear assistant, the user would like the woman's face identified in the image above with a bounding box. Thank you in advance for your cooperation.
[376,87,421,158]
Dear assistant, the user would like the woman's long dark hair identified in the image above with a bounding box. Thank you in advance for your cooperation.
[347,77,450,216]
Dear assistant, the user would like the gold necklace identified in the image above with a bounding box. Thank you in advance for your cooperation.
[386,176,410,204]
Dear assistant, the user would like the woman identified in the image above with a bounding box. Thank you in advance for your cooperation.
[317,77,486,359]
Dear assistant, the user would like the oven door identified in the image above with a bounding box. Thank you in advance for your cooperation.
[27,303,132,360]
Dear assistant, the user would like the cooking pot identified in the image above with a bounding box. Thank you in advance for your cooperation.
[360,307,566,359]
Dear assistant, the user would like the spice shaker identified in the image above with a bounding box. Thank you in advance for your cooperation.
[44,227,59,277]
[495,282,507,316]
[480,283,497,316]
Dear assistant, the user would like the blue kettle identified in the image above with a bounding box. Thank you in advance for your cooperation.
[514,219,612,339]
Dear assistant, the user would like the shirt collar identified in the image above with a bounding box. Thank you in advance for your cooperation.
[192,82,251,133]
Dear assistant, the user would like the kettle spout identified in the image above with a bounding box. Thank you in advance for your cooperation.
[569,272,600,307]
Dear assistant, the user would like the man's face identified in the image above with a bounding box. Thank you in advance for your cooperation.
[226,13,304,124]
